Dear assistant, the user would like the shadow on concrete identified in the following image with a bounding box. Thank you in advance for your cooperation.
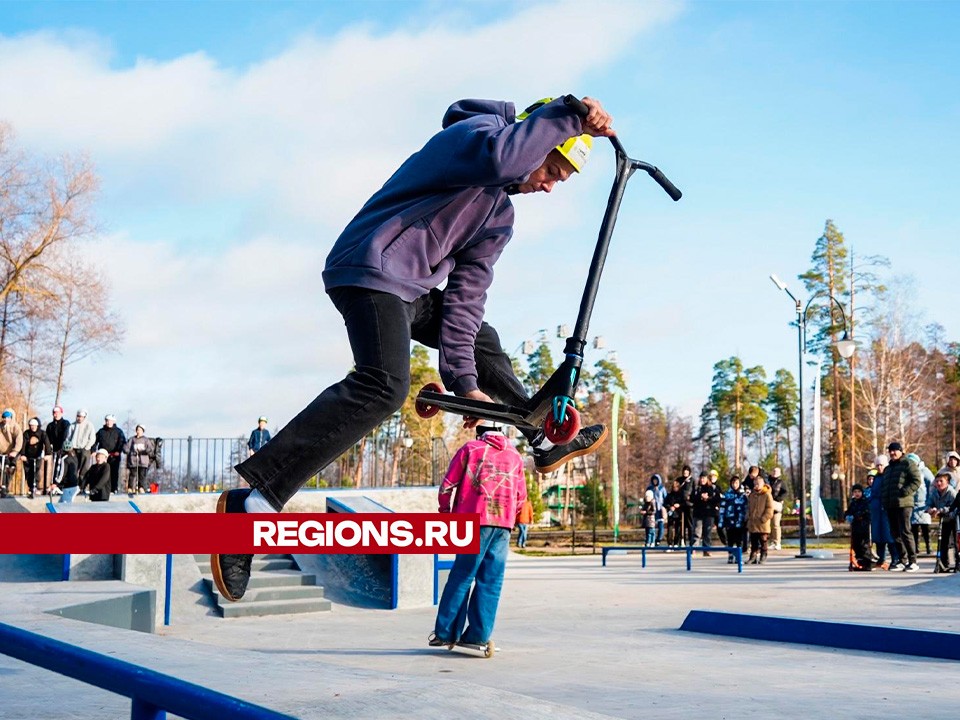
[0,555,62,582]
[0,498,34,514]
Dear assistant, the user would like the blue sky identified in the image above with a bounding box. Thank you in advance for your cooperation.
[1,0,957,441]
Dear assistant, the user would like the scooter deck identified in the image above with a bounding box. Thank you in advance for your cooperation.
[417,391,539,432]
[446,639,496,658]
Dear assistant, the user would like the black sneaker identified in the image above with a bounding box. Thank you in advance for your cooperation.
[533,424,609,473]
[428,632,451,647]
[211,488,253,602]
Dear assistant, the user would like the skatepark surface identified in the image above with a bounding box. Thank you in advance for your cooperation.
[1,548,959,719]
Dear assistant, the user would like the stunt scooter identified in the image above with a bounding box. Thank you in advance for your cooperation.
[414,96,682,443]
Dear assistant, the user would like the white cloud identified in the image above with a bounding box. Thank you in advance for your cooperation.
[2,1,682,437]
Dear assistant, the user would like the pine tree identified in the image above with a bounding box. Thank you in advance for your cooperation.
[800,219,850,499]
[709,357,768,472]
[764,368,798,486]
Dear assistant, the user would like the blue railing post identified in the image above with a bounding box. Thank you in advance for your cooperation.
[641,548,646,568]
[131,697,166,720]
[686,547,692,571]
[164,554,173,626]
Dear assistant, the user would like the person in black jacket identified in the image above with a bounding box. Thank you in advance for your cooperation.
[845,484,872,570]
[93,415,127,494]
[54,450,80,503]
[83,448,112,501]
[675,465,695,545]
[45,405,71,493]
[19,417,52,499]
[880,441,923,572]
[767,467,788,550]
[691,471,720,556]
[664,480,687,548]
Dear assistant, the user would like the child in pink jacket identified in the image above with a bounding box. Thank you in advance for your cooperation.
[430,425,526,648]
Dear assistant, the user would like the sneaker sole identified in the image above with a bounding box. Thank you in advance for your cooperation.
[210,490,242,602]
[536,425,610,474]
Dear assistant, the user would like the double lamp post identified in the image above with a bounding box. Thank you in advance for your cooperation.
[770,274,856,558]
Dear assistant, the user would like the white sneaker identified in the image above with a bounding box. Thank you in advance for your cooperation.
[904,562,920,573]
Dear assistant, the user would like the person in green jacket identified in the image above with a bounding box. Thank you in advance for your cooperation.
[880,441,923,572]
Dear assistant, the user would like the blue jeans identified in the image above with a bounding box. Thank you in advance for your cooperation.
[655,518,664,545]
[645,528,655,546]
[434,526,509,644]
[59,487,78,503]
[517,523,528,548]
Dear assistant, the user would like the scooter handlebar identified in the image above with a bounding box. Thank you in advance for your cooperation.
[562,94,590,118]
[648,166,683,201]
[563,94,682,201]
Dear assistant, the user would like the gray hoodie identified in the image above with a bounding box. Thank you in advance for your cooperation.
[68,419,96,451]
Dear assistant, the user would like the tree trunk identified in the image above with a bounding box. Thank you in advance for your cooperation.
[353,437,366,488]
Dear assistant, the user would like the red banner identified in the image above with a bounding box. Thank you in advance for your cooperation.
[0,513,480,554]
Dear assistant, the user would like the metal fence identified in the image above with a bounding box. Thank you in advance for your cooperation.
[150,435,453,493]
[152,437,247,493]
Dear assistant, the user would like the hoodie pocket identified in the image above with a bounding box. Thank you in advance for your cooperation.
[380,219,440,277]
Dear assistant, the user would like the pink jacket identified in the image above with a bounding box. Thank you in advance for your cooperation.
[438,432,527,529]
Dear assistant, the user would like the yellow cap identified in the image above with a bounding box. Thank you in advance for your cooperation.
[517,97,593,172]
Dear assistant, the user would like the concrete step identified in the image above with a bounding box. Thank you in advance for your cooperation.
[202,571,318,590]
[198,555,327,618]
[210,585,327,605]
[218,596,333,618]
[194,556,295,572]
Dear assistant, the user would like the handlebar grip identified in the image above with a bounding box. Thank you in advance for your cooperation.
[648,166,682,201]
[562,94,590,119]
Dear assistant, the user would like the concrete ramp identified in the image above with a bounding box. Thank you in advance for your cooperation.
[293,494,432,609]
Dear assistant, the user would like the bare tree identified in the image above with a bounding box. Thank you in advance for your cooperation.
[47,257,123,404]
[0,123,99,387]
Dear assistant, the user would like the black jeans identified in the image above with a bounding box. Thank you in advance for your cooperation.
[851,526,872,565]
[886,505,917,565]
[749,532,769,558]
[23,458,44,493]
[724,527,743,558]
[667,516,684,546]
[107,456,122,493]
[936,516,957,571]
[235,287,530,511]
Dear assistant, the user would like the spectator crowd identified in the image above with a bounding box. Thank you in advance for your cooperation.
[639,444,960,574]
[0,406,161,504]
[651,464,787,565]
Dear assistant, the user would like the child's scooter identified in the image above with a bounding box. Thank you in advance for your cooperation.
[414,96,682,443]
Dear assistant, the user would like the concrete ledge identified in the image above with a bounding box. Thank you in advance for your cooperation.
[679,609,960,661]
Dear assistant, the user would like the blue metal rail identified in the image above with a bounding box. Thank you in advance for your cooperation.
[0,622,296,720]
[601,545,744,573]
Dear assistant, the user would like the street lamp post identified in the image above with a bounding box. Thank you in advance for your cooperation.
[770,274,856,558]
